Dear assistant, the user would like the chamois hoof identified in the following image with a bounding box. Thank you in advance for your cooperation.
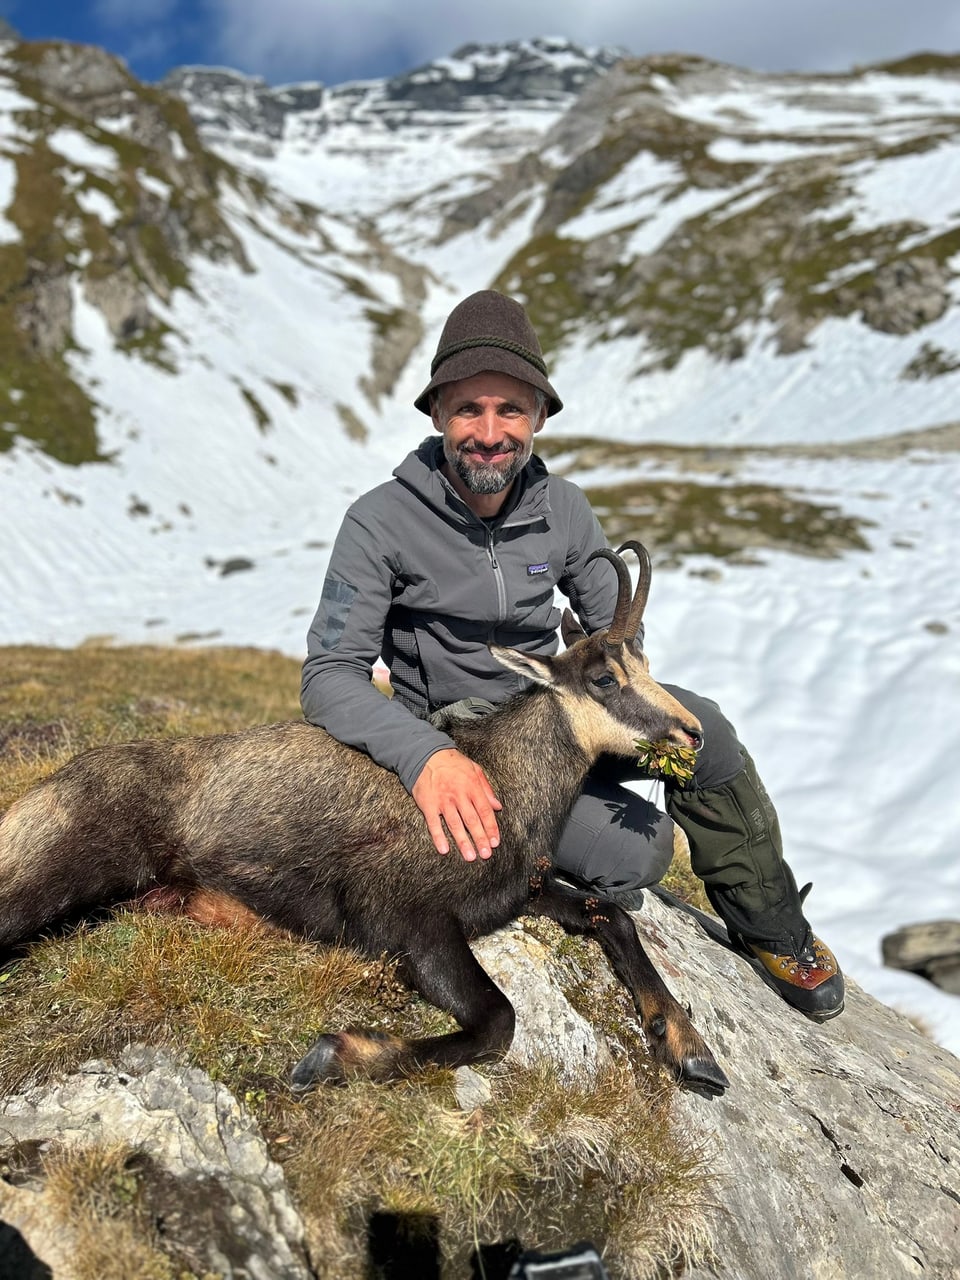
[290,1034,345,1093]
[679,1055,730,1096]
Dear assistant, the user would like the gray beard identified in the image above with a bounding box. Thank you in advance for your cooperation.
[444,439,532,495]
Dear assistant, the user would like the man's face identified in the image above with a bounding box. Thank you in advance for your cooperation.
[433,372,546,496]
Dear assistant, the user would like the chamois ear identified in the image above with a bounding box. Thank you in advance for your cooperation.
[489,646,558,688]
[560,608,586,648]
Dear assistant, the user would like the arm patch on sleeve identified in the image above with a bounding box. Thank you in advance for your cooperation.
[317,576,358,650]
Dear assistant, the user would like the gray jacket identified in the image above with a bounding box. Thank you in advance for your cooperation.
[300,438,621,791]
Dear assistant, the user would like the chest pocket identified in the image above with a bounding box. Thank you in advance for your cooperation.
[497,524,562,621]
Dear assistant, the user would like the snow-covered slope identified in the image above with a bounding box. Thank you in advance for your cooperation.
[0,37,958,1052]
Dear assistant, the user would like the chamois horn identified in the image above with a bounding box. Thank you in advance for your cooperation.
[585,542,651,648]
[617,539,652,641]
[585,546,631,647]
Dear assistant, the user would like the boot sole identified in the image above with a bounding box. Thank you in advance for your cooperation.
[801,1000,845,1023]
[747,960,845,1020]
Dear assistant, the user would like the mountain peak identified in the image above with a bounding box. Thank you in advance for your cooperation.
[385,36,624,108]
[159,65,324,139]
[162,37,623,146]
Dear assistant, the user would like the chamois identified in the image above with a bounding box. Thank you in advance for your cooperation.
[0,543,729,1094]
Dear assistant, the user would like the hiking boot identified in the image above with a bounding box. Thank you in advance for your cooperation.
[742,933,845,1021]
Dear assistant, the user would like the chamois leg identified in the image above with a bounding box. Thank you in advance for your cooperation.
[529,878,729,1094]
[290,916,515,1091]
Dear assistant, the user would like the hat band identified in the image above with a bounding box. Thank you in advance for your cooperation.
[430,336,548,378]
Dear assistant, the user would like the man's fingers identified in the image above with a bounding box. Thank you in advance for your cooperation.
[476,782,502,849]
[449,797,496,861]
[412,750,502,861]
[463,769,501,852]
[481,775,503,814]
[424,811,450,856]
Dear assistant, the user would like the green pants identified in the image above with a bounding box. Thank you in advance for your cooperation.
[667,749,810,954]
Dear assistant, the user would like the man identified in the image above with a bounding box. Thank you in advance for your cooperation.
[301,290,844,1019]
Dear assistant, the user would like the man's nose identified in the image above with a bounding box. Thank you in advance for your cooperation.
[474,408,502,442]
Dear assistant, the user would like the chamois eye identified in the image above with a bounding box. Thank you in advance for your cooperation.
[592,674,615,688]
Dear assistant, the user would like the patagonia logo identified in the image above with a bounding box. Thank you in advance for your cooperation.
[526,562,550,576]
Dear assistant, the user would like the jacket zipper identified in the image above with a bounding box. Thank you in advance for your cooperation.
[485,527,507,624]
[435,469,528,629]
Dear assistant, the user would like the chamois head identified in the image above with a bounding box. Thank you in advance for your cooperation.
[491,541,703,762]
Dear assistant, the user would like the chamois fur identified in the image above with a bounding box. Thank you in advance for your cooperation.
[0,547,729,1094]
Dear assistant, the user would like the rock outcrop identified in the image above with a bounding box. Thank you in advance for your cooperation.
[479,891,960,1277]
[0,1045,312,1280]
[635,893,960,1279]
[2,894,956,1278]
[883,919,960,996]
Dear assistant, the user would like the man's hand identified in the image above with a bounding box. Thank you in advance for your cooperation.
[412,748,502,861]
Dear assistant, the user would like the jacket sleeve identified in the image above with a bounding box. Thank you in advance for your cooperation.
[300,503,457,792]
[557,483,645,647]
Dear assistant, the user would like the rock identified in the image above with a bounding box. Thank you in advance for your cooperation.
[408,896,946,1276]
[386,39,622,111]
[637,892,960,1279]
[83,268,153,341]
[0,1045,311,1280]
[842,256,951,335]
[471,926,613,1082]
[24,43,132,103]
[451,897,960,1274]
[160,68,325,141]
[927,958,960,995]
[454,1066,494,1110]
[883,920,960,995]
[882,919,960,968]
[15,272,72,358]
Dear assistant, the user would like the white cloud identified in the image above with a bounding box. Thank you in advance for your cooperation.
[202,0,960,84]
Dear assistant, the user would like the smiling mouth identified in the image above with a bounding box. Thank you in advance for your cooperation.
[463,444,516,462]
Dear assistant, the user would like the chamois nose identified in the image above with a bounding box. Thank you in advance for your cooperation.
[684,726,704,751]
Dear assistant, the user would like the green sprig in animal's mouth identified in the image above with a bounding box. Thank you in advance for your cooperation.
[634,740,698,785]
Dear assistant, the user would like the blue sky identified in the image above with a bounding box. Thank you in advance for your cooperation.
[6,0,960,87]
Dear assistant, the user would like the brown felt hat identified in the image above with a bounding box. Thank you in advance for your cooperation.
[414,290,562,416]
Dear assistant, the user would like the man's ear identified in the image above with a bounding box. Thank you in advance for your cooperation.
[430,390,444,434]
[489,646,557,687]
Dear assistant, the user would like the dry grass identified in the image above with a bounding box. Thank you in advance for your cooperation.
[1,1138,220,1280]
[39,1143,220,1280]
[0,644,718,1277]
[0,642,302,809]
[272,1060,715,1278]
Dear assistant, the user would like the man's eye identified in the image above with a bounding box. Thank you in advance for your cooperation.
[592,674,615,688]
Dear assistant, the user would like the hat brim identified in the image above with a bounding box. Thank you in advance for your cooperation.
[414,345,562,416]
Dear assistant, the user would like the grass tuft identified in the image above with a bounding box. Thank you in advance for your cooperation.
[10,1140,219,1280]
